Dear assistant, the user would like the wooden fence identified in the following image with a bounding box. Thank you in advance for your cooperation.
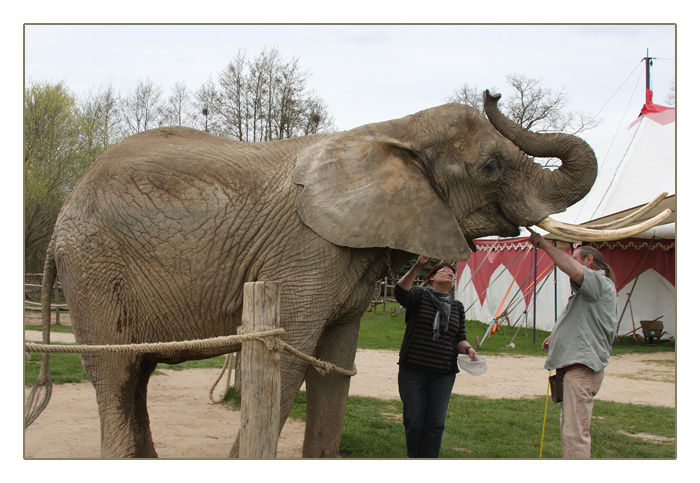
[368,276,399,312]
[24,273,65,324]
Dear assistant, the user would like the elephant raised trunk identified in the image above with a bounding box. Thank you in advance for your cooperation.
[483,89,597,217]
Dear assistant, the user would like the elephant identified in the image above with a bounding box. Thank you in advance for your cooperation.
[32,90,631,458]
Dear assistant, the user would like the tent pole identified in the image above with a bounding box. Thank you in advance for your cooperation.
[554,241,559,323]
[615,239,654,336]
[533,247,537,347]
[644,49,653,91]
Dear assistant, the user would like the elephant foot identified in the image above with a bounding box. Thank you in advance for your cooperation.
[101,436,158,458]
[228,437,239,458]
[302,442,341,458]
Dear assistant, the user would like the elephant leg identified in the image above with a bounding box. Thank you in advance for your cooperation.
[302,318,360,458]
[82,352,159,458]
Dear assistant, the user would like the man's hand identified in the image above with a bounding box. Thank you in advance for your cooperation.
[528,231,548,250]
[542,336,551,352]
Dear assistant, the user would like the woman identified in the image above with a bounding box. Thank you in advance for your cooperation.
[394,255,477,458]
[529,232,617,459]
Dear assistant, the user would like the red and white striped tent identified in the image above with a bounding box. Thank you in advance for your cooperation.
[456,90,676,340]
[455,237,573,336]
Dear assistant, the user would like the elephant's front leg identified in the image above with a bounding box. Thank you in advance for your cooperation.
[302,318,361,458]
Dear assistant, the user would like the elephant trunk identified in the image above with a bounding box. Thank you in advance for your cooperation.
[483,90,597,217]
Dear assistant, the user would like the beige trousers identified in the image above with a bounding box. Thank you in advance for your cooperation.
[560,366,605,458]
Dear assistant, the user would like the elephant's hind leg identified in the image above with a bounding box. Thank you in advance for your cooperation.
[82,352,159,458]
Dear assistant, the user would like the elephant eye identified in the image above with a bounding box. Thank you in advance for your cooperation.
[480,155,503,180]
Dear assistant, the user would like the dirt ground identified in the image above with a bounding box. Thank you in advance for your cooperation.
[23,315,675,459]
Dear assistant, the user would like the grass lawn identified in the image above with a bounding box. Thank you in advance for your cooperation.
[25,306,676,458]
[218,388,675,458]
[359,301,675,356]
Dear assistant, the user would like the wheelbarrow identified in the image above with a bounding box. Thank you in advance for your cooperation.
[640,317,666,345]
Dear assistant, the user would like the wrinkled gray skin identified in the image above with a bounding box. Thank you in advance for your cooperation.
[40,92,596,458]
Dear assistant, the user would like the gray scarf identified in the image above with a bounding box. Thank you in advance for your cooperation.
[425,286,454,341]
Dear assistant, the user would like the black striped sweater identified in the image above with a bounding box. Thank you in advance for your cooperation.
[395,284,467,374]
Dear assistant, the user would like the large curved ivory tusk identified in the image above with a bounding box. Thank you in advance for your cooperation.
[537,209,672,242]
[584,192,668,229]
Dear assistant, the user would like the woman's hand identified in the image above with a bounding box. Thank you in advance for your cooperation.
[398,255,432,291]
[458,341,477,360]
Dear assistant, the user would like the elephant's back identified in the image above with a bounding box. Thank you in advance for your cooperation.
[81,126,262,191]
[52,127,310,344]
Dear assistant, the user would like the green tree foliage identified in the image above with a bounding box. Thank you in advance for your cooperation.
[24,49,336,274]
[24,81,109,272]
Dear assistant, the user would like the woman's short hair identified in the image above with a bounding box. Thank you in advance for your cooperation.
[575,246,616,285]
[424,261,455,285]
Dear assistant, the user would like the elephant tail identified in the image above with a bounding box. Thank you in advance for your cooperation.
[24,235,56,428]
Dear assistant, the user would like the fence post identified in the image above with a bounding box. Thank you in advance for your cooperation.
[239,281,281,458]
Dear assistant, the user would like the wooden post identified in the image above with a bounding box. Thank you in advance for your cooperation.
[239,281,281,458]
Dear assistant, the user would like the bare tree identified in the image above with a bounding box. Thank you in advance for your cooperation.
[447,74,600,135]
[164,81,192,126]
[275,56,308,139]
[246,49,272,142]
[299,95,334,136]
[214,48,334,142]
[121,78,165,135]
[446,83,493,112]
[665,76,675,107]
[193,76,222,134]
[79,84,122,151]
[217,50,249,140]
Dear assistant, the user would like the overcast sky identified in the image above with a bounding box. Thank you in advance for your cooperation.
[24,23,676,158]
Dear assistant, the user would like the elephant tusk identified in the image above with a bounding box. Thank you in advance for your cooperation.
[536,209,672,242]
[584,192,668,229]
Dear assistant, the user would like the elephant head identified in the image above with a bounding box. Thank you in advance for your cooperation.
[293,91,599,260]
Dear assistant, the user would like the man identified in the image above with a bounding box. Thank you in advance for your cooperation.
[529,232,617,458]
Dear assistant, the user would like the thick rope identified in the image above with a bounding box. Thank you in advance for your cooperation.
[23,330,284,354]
[25,327,357,379]
[209,353,235,404]
[234,327,357,377]
[279,340,357,377]
[207,328,357,403]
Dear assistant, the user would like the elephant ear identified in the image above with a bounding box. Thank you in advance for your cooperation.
[292,132,471,260]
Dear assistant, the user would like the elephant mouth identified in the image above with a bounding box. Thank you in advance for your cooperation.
[458,201,521,242]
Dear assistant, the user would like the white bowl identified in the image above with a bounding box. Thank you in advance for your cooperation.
[457,354,488,376]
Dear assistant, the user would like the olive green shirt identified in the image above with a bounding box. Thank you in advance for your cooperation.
[545,266,618,373]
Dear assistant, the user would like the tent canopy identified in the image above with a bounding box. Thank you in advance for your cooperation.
[549,103,675,241]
